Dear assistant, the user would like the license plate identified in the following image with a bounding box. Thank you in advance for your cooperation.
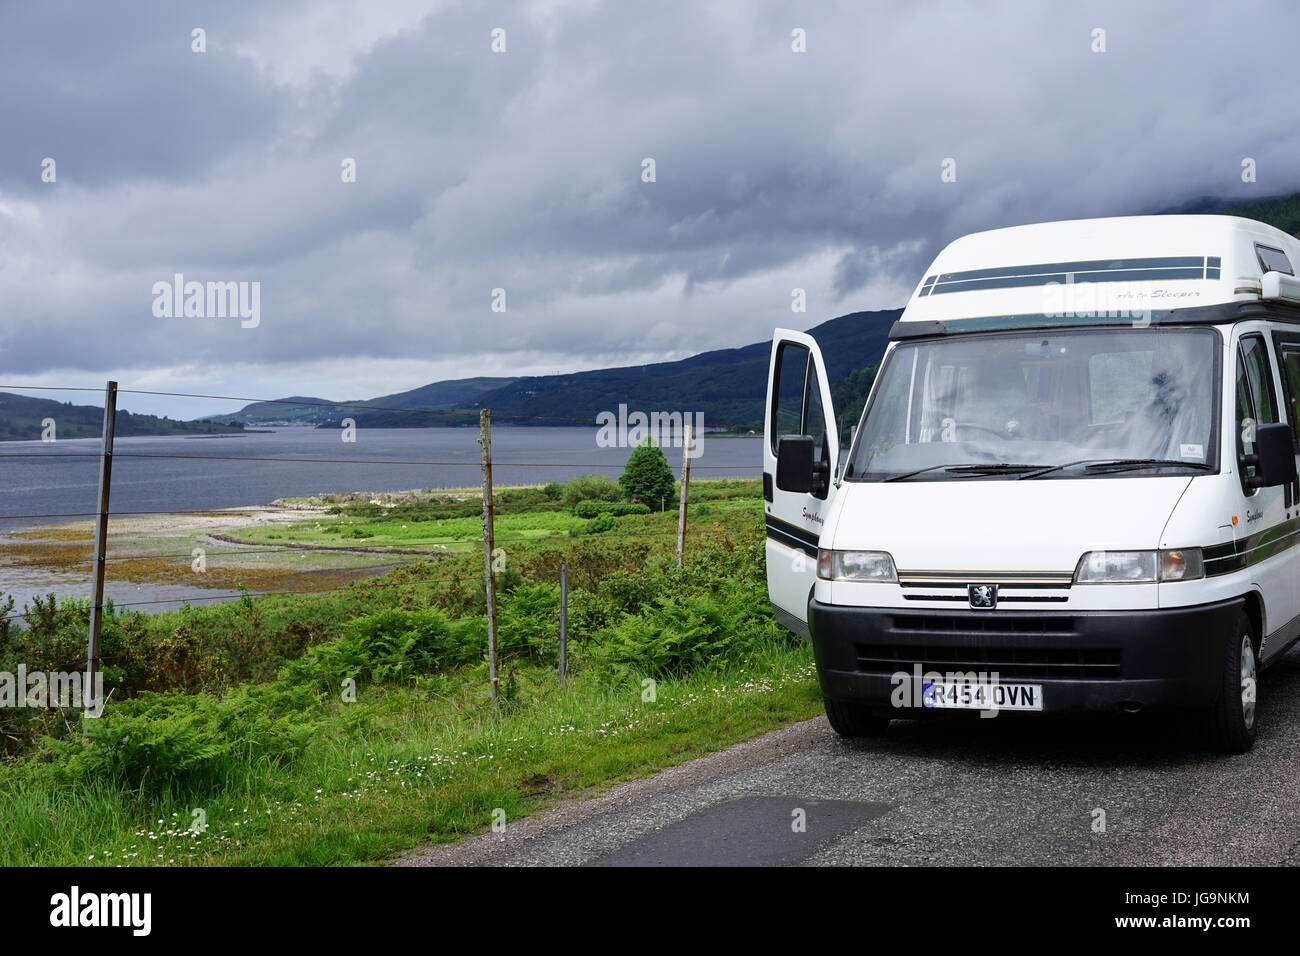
[922,680,1043,711]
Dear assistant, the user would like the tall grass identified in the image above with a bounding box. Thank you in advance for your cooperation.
[0,478,819,866]
[0,641,818,866]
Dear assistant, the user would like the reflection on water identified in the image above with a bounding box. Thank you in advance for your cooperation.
[0,561,244,620]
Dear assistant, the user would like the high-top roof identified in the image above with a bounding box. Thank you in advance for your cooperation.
[898,215,1300,325]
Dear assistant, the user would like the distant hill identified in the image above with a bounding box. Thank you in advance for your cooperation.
[304,310,900,433]
[199,378,516,426]
[198,395,338,425]
[203,312,899,434]
[1154,192,1300,236]
[0,392,245,442]
[1217,194,1300,237]
[329,377,520,427]
[431,310,900,431]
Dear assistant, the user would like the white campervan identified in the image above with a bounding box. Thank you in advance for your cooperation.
[765,215,1300,752]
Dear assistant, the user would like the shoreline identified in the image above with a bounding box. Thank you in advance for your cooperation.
[0,478,753,610]
[0,501,418,609]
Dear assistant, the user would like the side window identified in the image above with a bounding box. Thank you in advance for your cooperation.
[771,343,810,454]
[1236,351,1256,472]
[1237,334,1280,489]
[1256,244,1294,276]
[1280,348,1300,448]
[1241,335,1278,425]
[805,364,828,453]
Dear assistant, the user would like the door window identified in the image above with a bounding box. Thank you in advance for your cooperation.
[1279,348,1300,447]
[805,363,829,452]
[771,341,829,450]
[771,342,810,454]
[1237,334,1280,489]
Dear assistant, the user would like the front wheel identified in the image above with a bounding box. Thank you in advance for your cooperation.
[824,698,891,738]
[1204,610,1258,754]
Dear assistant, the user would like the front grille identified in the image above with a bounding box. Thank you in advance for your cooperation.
[901,593,1068,603]
[855,641,1122,680]
[893,614,1076,634]
[897,579,1072,605]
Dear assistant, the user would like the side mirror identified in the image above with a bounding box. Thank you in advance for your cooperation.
[776,434,828,495]
[776,435,814,492]
[1246,422,1298,488]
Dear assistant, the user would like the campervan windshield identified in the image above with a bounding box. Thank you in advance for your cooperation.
[846,327,1219,481]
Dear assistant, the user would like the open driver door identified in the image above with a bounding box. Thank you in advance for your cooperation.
[763,329,840,640]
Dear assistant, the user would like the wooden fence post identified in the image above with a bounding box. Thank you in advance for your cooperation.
[85,381,116,729]
[676,424,692,568]
[478,409,499,711]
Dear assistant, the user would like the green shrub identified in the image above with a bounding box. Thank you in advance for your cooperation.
[572,501,651,518]
[498,584,561,664]
[566,569,663,636]
[62,684,320,796]
[495,487,550,509]
[569,513,616,536]
[560,474,621,506]
[278,608,478,692]
[619,439,676,509]
[587,593,764,680]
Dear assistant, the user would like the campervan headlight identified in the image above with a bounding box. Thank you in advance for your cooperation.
[1073,549,1204,584]
[817,549,897,582]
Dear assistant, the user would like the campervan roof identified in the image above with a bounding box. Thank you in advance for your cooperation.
[897,215,1300,329]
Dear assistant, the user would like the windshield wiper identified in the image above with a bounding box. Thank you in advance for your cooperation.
[1019,458,1215,479]
[884,463,1044,482]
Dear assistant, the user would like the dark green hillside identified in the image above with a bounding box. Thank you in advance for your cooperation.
[209,378,516,427]
[366,376,517,411]
[0,392,244,442]
[1156,192,1300,237]
[198,396,338,425]
[1223,194,1300,237]
[433,310,899,431]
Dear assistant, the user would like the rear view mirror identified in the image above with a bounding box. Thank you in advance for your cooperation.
[776,435,816,493]
[1247,422,1298,488]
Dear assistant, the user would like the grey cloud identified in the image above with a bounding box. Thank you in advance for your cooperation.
[3,0,1300,391]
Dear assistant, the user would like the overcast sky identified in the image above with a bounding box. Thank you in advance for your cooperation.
[2,0,1299,419]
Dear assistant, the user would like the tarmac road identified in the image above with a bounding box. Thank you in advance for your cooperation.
[396,644,1300,867]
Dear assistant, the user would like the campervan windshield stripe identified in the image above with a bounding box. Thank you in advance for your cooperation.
[930,268,1205,295]
[934,256,1207,282]
[919,256,1213,296]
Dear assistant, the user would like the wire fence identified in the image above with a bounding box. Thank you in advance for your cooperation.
[0,382,757,730]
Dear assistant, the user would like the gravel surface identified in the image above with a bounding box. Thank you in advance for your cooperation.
[396,644,1300,867]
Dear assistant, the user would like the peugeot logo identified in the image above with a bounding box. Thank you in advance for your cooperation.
[968,584,998,609]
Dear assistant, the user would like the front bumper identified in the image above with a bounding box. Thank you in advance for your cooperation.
[808,598,1241,715]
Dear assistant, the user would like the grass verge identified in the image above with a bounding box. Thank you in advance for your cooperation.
[0,643,819,866]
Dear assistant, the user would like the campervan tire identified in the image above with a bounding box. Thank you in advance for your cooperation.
[1204,609,1258,754]
[824,698,891,737]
